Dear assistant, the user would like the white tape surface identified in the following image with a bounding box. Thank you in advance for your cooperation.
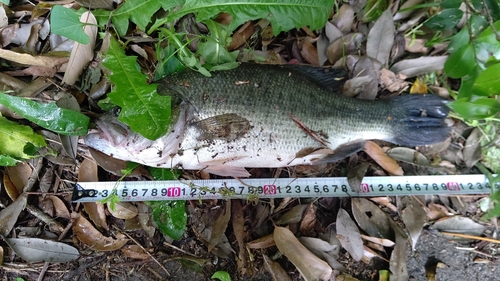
[72,175,498,202]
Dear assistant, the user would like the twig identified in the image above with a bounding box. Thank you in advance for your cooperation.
[482,0,500,41]
[115,226,170,276]
[23,157,43,193]
[37,262,49,281]
[25,204,65,234]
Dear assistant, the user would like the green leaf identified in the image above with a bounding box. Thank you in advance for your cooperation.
[458,65,481,100]
[449,98,500,119]
[424,8,463,30]
[154,45,186,81]
[111,0,184,36]
[485,0,500,22]
[151,200,187,240]
[151,0,335,35]
[477,19,500,43]
[0,154,20,166]
[198,20,239,66]
[472,63,500,96]
[440,0,462,9]
[149,167,180,180]
[211,271,231,281]
[448,14,487,54]
[0,93,89,136]
[0,114,46,162]
[103,38,171,140]
[447,27,469,54]
[50,5,89,44]
[362,0,388,22]
[444,44,476,78]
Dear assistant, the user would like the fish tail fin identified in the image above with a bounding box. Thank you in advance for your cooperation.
[388,94,450,146]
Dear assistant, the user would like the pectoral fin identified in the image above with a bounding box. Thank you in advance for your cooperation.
[313,140,366,164]
[192,113,251,142]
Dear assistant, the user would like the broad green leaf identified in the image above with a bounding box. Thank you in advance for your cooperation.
[211,271,231,281]
[149,167,180,180]
[151,200,187,240]
[50,5,89,44]
[448,14,486,54]
[111,0,184,36]
[0,93,89,136]
[477,19,500,43]
[447,27,469,54]
[440,0,462,9]
[362,0,387,22]
[449,98,500,119]
[424,8,463,30]
[151,0,335,35]
[0,115,46,162]
[103,38,171,140]
[444,44,475,78]
[0,154,20,166]
[472,63,500,96]
[198,20,239,66]
[457,65,481,100]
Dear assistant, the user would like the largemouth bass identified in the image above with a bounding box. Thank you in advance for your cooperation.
[85,64,450,177]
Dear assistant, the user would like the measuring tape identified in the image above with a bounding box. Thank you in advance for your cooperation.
[72,174,499,202]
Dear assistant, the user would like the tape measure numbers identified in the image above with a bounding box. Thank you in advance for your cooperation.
[72,175,499,202]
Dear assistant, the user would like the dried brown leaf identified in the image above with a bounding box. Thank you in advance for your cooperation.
[121,245,150,260]
[364,141,403,175]
[379,68,408,93]
[62,11,97,85]
[401,197,426,250]
[42,195,70,220]
[299,202,317,236]
[208,200,231,251]
[56,92,81,159]
[0,48,68,68]
[72,213,128,251]
[430,216,486,236]
[336,208,363,261]
[351,198,393,239]
[277,204,308,225]
[274,226,333,281]
[0,194,27,237]
[389,232,409,281]
[5,161,32,196]
[332,4,354,34]
[229,21,254,51]
[366,9,395,66]
[247,234,275,249]
[360,234,395,247]
[108,202,138,220]
[263,255,292,281]
[299,38,319,66]
[3,173,20,200]
[390,56,448,78]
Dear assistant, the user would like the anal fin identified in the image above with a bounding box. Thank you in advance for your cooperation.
[198,157,251,177]
[313,140,366,164]
[202,165,251,177]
